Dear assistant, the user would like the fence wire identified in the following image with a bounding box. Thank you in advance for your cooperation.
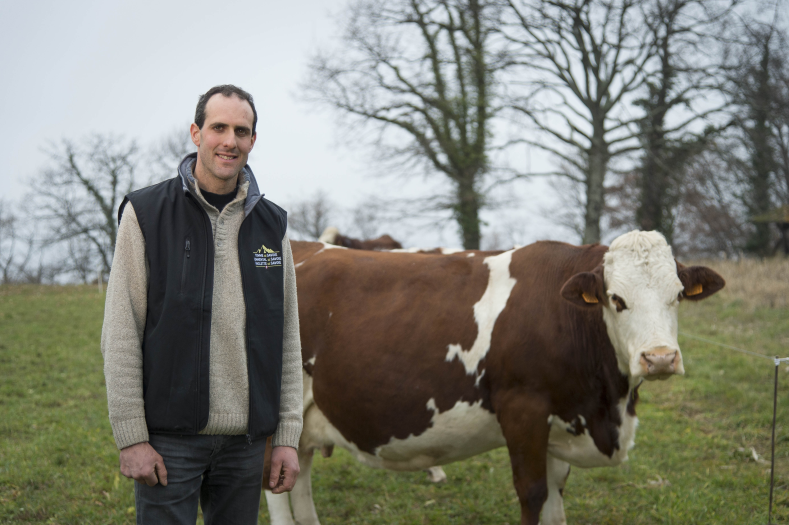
[680,330,788,524]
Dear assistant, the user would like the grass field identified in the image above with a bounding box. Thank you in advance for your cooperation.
[1,258,788,524]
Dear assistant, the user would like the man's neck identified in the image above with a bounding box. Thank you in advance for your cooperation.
[192,163,238,195]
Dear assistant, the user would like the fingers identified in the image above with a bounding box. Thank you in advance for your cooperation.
[118,442,167,487]
[155,458,168,487]
[270,448,300,494]
[143,466,159,487]
[269,456,284,491]
[279,462,298,493]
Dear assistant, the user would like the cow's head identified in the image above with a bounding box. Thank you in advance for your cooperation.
[560,231,725,381]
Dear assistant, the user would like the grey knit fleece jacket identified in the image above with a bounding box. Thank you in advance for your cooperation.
[101,160,303,450]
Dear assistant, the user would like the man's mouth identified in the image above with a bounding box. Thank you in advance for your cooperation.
[217,154,237,161]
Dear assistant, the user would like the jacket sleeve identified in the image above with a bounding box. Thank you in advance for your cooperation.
[101,203,150,450]
[272,235,304,448]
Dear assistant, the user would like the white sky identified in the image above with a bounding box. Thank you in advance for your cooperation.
[0,0,569,249]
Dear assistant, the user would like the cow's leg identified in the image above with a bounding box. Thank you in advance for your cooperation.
[291,449,321,525]
[265,491,295,525]
[425,466,447,483]
[497,396,551,525]
[540,455,570,525]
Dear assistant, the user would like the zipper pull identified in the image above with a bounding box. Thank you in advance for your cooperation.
[185,239,191,258]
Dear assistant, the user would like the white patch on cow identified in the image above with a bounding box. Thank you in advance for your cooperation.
[445,251,517,375]
[373,398,506,467]
[307,357,316,366]
[547,397,637,468]
[542,454,571,525]
[425,466,447,483]
[389,247,427,253]
[318,242,345,252]
[474,369,485,387]
[602,231,685,380]
[466,253,475,257]
[299,388,505,473]
[440,247,465,255]
[265,491,295,525]
[294,242,347,271]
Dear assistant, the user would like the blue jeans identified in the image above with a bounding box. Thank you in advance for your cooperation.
[134,434,266,525]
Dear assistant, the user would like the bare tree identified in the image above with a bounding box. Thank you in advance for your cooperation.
[148,126,196,186]
[503,0,653,244]
[348,201,386,240]
[0,200,18,284]
[723,17,788,255]
[304,0,510,249]
[633,0,734,243]
[287,190,335,241]
[29,134,139,278]
[672,145,750,256]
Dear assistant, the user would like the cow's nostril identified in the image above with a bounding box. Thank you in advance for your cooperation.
[640,351,678,377]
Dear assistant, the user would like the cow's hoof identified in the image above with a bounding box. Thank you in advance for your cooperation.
[425,466,447,483]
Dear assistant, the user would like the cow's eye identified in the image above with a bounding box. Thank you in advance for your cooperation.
[611,294,628,312]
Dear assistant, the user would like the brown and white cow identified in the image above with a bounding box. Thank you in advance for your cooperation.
[266,231,724,525]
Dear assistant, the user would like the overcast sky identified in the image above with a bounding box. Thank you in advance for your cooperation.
[0,0,568,248]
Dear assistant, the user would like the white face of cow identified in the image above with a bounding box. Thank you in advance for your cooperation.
[601,232,685,380]
[560,230,724,381]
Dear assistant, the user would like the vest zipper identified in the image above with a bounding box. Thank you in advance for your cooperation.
[238,213,254,439]
[180,238,191,294]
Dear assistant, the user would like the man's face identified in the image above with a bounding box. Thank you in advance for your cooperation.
[190,94,256,186]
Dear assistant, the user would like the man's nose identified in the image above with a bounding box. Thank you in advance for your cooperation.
[221,131,237,149]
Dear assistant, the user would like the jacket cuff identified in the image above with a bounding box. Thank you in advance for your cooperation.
[272,420,302,449]
[112,417,149,450]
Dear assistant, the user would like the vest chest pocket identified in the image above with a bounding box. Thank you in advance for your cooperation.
[180,237,191,294]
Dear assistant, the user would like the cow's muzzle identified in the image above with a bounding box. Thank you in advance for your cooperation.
[639,347,683,380]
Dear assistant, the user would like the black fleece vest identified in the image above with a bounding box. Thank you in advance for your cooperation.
[118,175,287,441]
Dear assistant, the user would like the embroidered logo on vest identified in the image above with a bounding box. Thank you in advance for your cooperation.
[254,244,282,268]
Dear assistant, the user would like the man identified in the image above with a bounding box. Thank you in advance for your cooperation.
[101,84,302,524]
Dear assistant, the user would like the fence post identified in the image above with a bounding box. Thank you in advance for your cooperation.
[769,357,779,525]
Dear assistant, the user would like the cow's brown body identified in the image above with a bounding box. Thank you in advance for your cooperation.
[289,241,624,523]
[274,236,723,525]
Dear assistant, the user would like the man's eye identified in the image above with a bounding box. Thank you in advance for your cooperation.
[611,294,628,312]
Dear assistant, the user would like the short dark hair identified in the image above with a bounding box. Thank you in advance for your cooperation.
[194,84,257,134]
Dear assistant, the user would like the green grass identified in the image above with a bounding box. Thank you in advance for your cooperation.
[1,285,788,524]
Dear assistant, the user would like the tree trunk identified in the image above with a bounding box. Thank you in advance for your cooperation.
[456,178,482,249]
[745,44,775,256]
[637,143,672,240]
[583,130,608,244]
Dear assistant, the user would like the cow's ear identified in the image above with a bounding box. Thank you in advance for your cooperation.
[561,265,606,308]
[676,261,725,301]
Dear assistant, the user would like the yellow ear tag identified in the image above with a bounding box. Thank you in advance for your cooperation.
[685,284,703,296]
[582,292,598,304]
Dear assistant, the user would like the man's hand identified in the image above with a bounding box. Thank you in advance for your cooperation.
[119,442,168,487]
[269,446,300,494]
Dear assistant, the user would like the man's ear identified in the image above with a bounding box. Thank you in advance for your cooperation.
[676,261,726,301]
[190,123,201,147]
[561,265,606,308]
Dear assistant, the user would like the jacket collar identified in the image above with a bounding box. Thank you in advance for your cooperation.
[177,152,264,218]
